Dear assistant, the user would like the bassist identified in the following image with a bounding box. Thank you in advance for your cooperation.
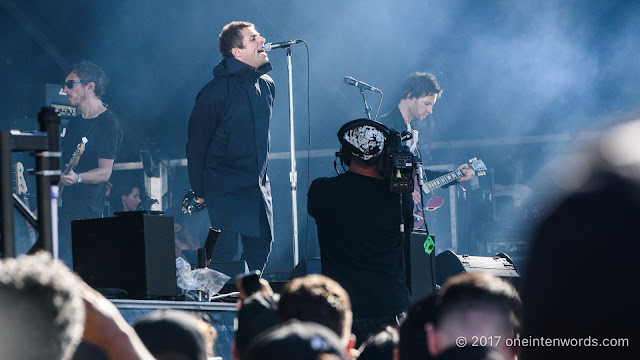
[58,61,122,266]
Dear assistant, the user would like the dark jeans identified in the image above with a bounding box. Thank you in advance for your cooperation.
[211,211,272,273]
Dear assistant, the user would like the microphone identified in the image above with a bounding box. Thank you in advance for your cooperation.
[264,40,303,51]
[344,76,381,93]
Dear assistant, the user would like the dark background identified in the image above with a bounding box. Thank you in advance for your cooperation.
[2,0,639,276]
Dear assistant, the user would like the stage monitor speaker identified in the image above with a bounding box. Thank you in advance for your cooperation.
[289,257,321,279]
[71,212,177,299]
[435,250,520,289]
[408,231,437,300]
[208,261,249,283]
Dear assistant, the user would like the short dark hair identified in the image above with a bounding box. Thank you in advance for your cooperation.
[401,72,442,100]
[235,293,279,359]
[67,61,109,98]
[278,275,353,343]
[435,273,521,333]
[398,294,437,360]
[218,21,255,58]
[134,309,214,360]
[0,252,85,360]
[245,320,346,360]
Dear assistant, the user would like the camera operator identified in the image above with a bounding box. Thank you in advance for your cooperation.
[307,119,412,346]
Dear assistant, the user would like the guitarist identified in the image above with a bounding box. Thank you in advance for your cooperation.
[378,72,474,293]
[58,61,123,266]
[378,72,475,233]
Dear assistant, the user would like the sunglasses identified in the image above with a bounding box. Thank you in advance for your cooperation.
[63,80,91,89]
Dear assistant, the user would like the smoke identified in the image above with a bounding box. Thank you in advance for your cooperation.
[2,0,639,268]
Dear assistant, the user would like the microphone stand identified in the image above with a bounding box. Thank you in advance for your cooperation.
[360,88,372,120]
[284,46,300,267]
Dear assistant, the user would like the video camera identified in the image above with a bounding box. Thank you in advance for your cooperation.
[335,119,416,194]
[381,129,415,194]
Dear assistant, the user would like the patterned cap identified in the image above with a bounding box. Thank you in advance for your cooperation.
[338,119,389,161]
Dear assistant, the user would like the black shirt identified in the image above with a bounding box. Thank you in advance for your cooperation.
[308,171,411,319]
[60,110,122,217]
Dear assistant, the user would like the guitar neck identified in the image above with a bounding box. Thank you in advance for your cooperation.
[63,163,76,175]
[422,168,466,193]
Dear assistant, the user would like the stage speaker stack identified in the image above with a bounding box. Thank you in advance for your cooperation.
[435,250,520,290]
[71,212,177,299]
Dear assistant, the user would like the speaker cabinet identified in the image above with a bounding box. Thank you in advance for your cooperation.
[71,213,177,299]
[435,250,520,289]
[408,231,437,300]
[289,257,321,279]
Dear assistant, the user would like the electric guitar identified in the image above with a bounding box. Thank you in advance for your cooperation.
[413,158,487,229]
[15,162,37,245]
[59,137,88,197]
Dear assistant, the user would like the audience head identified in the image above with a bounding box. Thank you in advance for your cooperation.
[521,118,640,359]
[134,309,216,360]
[398,294,437,360]
[358,326,399,360]
[0,252,85,360]
[245,320,346,360]
[234,293,279,360]
[278,274,353,345]
[426,273,521,360]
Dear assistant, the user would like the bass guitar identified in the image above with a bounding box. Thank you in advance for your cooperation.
[413,157,487,229]
[59,137,88,197]
[15,162,37,245]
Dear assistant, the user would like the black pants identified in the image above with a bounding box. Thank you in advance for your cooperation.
[211,209,272,273]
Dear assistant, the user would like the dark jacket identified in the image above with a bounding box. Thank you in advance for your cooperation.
[186,58,275,237]
[308,172,411,319]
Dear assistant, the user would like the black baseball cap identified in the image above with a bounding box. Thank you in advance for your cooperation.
[245,320,346,360]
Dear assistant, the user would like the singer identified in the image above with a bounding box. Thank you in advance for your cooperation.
[186,21,275,272]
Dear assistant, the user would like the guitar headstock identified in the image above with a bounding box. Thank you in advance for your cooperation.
[468,157,488,176]
[15,162,28,195]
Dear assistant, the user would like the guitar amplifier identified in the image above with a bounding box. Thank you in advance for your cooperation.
[71,212,177,299]
[17,84,76,117]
